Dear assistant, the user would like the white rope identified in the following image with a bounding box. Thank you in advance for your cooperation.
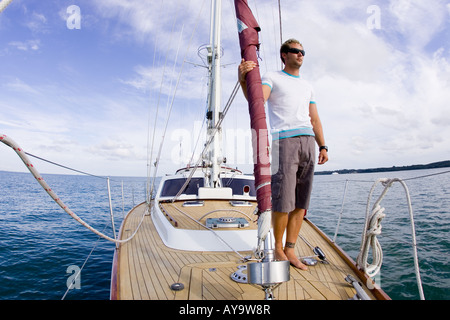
[1,133,145,245]
[357,203,386,278]
[356,178,425,300]
[0,0,13,14]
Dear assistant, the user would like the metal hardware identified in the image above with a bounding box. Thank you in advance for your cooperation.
[345,275,371,300]
[206,217,249,228]
[230,265,248,283]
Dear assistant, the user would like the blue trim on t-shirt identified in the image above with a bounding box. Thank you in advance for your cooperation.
[281,70,300,78]
[272,127,315,140]
[262,82,272,90]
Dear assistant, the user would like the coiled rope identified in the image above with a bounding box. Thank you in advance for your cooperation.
[356,178,425,300]
[1,134,145,245]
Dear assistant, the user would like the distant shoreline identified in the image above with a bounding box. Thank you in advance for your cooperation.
[315,160,450,175]
[2,160,450,178]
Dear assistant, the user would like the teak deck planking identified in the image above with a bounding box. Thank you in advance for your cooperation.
[112,201,379,300]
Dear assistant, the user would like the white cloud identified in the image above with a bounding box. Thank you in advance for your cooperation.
[1,0,449,176]
[87,139,142,161]
[269,0,450,171]
[92,0,211,46]
[387,0,447,50]
[4,77,40,94]
[8,39,40,51]
[99,0,450,172]
[24,11,49,33]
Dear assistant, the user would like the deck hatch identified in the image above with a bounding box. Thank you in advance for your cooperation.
[182,200,205,207]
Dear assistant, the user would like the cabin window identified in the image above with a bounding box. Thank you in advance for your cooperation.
[221,178,256,196]
[160,178,204,197]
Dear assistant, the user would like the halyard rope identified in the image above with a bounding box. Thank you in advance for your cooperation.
[1,134,145,245]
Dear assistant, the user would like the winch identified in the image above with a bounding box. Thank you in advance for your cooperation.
[246,230,290,300]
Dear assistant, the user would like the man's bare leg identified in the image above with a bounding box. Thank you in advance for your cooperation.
[272,211,288,261]
[284,208,308,270]
[272,209,308,270]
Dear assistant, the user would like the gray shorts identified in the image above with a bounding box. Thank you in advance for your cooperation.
[271,136,315,213]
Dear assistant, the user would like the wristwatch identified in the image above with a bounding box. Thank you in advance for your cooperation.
[319,146,328,152]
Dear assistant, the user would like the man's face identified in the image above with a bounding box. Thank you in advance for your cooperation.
[283,43,304,69]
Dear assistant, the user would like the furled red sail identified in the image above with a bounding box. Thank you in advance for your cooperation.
[234,0,271,215]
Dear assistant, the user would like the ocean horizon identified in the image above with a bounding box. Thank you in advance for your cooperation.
[0,168,448,300]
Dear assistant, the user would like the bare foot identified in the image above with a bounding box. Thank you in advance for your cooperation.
[285,249,308,271]
[274,248,288,261]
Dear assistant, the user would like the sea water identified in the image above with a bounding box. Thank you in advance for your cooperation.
[0,169,448,300]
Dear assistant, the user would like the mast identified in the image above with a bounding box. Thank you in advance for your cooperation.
[205,0,223,188]
[234,0,271,216]
[234,0,290,299]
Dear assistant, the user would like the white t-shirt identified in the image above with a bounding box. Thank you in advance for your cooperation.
[262,70,316,140]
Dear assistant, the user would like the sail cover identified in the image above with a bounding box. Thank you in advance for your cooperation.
[234,0,271,215]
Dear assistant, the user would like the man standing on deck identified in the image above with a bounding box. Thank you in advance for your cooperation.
[238,39,328,270]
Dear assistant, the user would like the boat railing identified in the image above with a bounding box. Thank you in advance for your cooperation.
[0,133,145,246]
[328,171,450,300]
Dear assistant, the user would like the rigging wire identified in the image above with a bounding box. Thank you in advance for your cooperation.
[149,0,208,200]
[0,134,147,245]
[2,0,448,300]
[171,80,241,201]
[278,0,282,45]
[146,0,166,203]
[149,24,186,196]
[169,203,249,260]
[147,0,182,202]
[61,222,110,300]
[250,0,267,73]
[278,0,283,70]
[24,151,109,180]
[315,170,450,299]
[189,104,208,166]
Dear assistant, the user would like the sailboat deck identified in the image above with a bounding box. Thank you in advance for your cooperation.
[159,199,259,230]
[113,202,381,300]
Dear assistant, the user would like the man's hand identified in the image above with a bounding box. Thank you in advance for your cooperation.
[238,58,257,83]
[318,149,328,165]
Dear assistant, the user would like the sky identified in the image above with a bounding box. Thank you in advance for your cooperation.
[0,0,449,177]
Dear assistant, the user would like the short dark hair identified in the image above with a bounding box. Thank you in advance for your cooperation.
[280,38,303,64]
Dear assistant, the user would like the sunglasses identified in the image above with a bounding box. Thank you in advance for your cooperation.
[287,48,305,56]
